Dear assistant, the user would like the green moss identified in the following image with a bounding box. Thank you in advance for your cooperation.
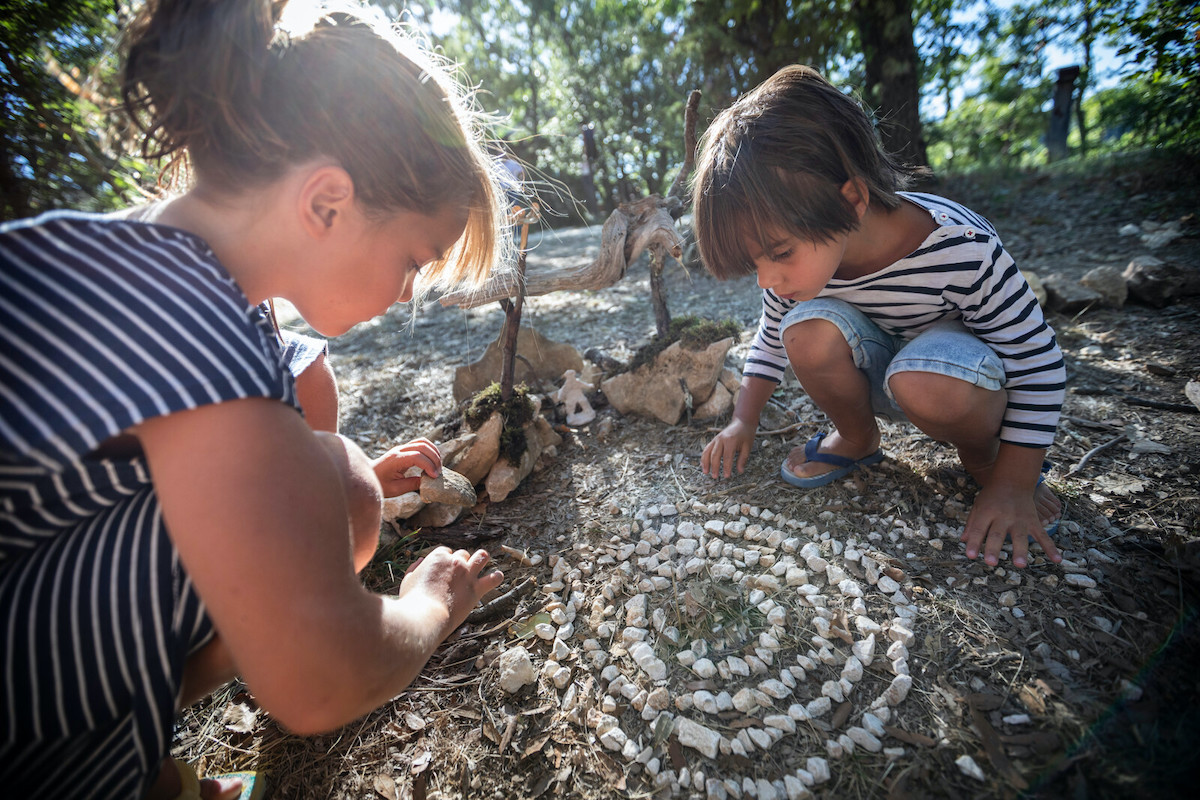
[463,382,537,462]
[627,315,741,372]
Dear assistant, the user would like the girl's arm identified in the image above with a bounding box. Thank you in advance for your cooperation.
[135,397,501,734]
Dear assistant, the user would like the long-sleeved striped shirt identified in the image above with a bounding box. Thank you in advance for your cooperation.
[746,192,1065,448]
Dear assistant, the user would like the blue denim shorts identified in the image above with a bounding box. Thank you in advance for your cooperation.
[779,298,1005,422]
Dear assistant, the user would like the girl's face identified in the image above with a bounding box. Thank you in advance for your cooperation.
[303,205,468,336]
[748,229,848,302]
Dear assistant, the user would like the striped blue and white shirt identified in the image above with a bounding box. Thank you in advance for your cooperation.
[0,212,300,555]
[746,192,1065,448]
[0,212,303,796]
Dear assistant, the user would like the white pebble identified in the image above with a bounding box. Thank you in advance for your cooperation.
[955,754,986,781]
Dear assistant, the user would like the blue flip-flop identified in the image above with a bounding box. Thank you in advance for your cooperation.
[780,432,885,488]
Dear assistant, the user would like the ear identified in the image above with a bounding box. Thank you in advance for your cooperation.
[840,178,870,221]
[297,165,356,240]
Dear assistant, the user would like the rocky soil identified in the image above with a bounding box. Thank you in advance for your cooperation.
[176,152,1200,799]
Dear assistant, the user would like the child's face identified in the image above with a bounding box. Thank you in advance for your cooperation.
[747,228,848,302]
[303,205,468,336]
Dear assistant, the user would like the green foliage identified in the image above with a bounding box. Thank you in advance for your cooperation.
[0,0,147,220]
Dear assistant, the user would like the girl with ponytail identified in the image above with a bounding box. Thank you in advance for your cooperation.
[0,2,509,797]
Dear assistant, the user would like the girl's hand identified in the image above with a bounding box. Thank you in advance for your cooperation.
[373,437,442,497]
[702,417,756,479]
[398,547,504,635]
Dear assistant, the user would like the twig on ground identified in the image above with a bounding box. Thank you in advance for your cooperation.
[1065,433,1128,477]
[466,577,535,624]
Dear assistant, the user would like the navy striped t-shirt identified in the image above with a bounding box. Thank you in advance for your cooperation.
[0,211,301,553]
[746,192,1066,448]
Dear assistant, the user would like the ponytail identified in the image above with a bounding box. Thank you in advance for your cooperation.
[122,0,287,177]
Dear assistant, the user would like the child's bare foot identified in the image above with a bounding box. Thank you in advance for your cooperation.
[783,429,881,482]
[1034,479,1062,529]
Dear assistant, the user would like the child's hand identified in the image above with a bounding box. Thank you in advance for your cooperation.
[961,483,1062,568]
[398,547,504,635]
[372,437,442,497]
[702,418,756,479]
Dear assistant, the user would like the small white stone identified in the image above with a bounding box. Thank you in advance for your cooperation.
[888,623,915,647]
[883,674,912,706]
[764,714,796,733]
[693,657,717,678]
[861,712,886,738]
[855,616,882,635]
[877,575,900,594]
[806,696,832,718]
[759,678,791,699]
[844,728,879,755]
[727,656,751,677]
[841,655,864,683]
[733,688,759,713]
[1065,573,1098,589]
[747,727,773,751]
[677,650,698,668]
[599,725,627,751]
[1002,713,1031,725]
[675,717,722,759]
[852,635,876,666]
[806,757,831,784]
[497,646,537,693]
[955,754,986,781]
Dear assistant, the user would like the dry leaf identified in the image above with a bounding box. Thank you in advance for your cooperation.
[404,712,426,731]
[221,702,257,734]
[410,750,432,775]
[373,774,399,800]
[1093,473,1147,496]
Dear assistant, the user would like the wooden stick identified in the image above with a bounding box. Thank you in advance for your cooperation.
[1065,433,1128,477]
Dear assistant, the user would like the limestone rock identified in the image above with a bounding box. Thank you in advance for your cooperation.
[408,501,465,529]
[1079,265,1127,308]
[419,468,477,506]
[693,380,733,420]
[1123,256,1200,308]
[444,412,502,486]
[601,337,734,425]
[382,492,425,521]
[675,717,721,759]
[453,326,583,403]
[1042,272,1103,313]
[498,646,536,693]
[1021,270,1047,307]
[485,414,562,503]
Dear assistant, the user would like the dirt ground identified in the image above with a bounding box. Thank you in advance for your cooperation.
[175,152,1200,799]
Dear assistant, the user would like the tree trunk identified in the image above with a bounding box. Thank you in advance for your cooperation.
[1048,66,1080,163]
[852,0,928,168]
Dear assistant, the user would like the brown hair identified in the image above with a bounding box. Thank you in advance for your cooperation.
[691,65,919,280]
[121,0,506,290]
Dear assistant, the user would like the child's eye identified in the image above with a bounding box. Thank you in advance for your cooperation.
[771,249,793,261]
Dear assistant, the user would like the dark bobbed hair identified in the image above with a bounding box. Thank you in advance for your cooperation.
[691,65,920,280]
[121,0,507,290]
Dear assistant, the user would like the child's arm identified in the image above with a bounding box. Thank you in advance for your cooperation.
[961,442,1063,569]
[135,398,501,734]
[702,374,776,478]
